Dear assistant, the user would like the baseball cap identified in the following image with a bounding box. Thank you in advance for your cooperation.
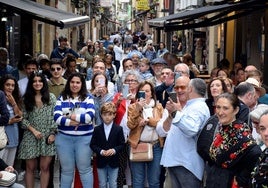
[151,57,167,65]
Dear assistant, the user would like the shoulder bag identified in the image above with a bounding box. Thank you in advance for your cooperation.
[129,124,155,162]
[129,142,153,162]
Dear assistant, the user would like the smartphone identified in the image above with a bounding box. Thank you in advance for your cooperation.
[137,91,145,99]
[168,92,177,103]
[174,72,181,82]
[99,78,105,86]
[14,115,21,118]
[122,84,129,98]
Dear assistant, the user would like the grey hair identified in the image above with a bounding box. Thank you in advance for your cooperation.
[121,70,143,83]
[259,109,268,120]
[234,82,255,97]
[189,78,207,97]
[174,63,190,75]
[250,104,268,121]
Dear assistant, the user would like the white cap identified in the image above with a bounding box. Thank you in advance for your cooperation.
[245,77,266,97]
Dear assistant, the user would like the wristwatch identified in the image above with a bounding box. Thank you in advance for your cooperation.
[170,111,177,118]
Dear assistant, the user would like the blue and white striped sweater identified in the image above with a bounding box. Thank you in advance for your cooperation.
[54,94,95,136]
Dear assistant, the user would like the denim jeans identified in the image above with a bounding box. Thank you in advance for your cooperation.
[168,166,201,188]
[55,132,93,188]
[0,183,25,188]
[130,142,162,188]
[97,166,118,188]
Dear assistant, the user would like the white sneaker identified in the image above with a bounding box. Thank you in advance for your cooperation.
[17,171,25,181]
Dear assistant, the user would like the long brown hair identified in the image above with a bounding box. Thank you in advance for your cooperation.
[136,81,157,107]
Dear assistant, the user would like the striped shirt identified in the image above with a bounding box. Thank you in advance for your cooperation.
[54,94,95,136]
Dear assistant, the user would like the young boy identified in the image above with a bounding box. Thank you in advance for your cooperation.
[90,102,125,188]
[138,58,153,80]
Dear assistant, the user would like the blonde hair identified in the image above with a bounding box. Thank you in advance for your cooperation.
[139,58,150,66]
[101,102,116,114]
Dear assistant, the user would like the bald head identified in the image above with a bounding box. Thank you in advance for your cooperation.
[245,65,257,78]
[174,76,190,107]
[174,63,190,77]
[245,65,257,72]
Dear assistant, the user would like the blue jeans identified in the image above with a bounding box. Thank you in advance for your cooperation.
[97,166,118,188]
[55,133,93,188]
[130,142,162,188]
[168,166,201,188]
[0,183,25,188]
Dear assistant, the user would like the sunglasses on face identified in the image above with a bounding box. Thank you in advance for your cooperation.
[174,85,187,90]
[51,67,62,72]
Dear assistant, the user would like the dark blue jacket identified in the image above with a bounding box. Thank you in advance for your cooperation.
[0,90,9,127]
[90,123,125,168]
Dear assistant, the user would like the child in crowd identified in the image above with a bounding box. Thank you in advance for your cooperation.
[138,58,153,81]
[90,102,125,188]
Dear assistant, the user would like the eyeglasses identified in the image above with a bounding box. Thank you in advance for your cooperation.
[51,67,62,72]
[161,72,170,75]
[175,71,187,74]
[174,85,187,90]
[125,79,138,84]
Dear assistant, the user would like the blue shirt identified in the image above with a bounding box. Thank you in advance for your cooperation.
[158,98,210,180]
[5,104,19,148]
[93,93,113,126]
[156,48,169,58]
[140,70,153,81]
[143,50,156,62]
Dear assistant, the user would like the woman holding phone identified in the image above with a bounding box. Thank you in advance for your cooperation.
[112,69,143,187]
[0,75,23,166]
[89,73,113,126]
[127,80,166,187]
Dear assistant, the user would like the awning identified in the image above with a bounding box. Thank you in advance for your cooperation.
[0,0,90,29]
[148,0,268,30]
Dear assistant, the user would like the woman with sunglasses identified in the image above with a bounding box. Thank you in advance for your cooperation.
[54,72,95,188]
[17,72,57,188]
[142,40,156,62]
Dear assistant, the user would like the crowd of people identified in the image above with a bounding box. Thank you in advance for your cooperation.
[0,30,268,188]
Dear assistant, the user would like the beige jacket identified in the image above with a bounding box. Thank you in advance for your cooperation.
[127,102,165,148]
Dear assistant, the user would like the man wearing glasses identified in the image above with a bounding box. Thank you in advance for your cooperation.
[48,60,67,98]
[173,76,190,108]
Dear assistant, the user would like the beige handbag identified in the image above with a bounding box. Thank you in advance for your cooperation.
[129,142,153,162]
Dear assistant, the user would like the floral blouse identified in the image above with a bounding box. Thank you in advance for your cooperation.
[209,120,256,168]
[251,148,268,187]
